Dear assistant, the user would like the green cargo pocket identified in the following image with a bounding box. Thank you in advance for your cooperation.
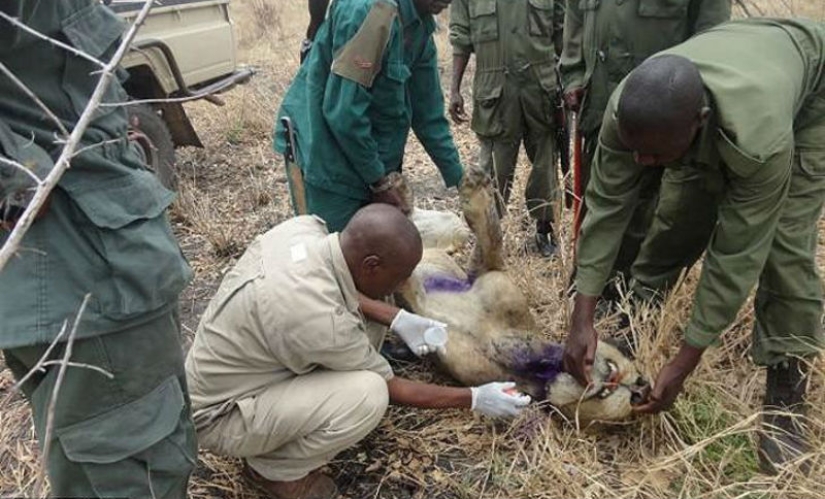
[638,0,688,18]
[527,0,555,38]
[58,376,196,499]
[62,170,190,320]
[469,0,498,43]
[796,150,825,178]
[373,61,411,119]
[471,72,505,137]
[60,3,129,118]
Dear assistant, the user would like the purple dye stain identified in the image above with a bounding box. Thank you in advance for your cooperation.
[423,274,473,293]
[510,342,565,400]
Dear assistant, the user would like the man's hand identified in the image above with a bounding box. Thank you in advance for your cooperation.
[390,309,448,356]
[449,90,466,124]
[563,294,599,386]
[471,381,531,418]
[633,343,705,414]
[371,174,411,214]
[563,87,585,113]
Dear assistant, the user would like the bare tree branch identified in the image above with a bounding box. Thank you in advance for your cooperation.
[0,0,157,272]
[0,156,43,186]
[0,321,68,408]
[33,293,91,498]
[38,360,114,379]
[0,11,107,69]
[69,138,126,159]
[0,62,68,138]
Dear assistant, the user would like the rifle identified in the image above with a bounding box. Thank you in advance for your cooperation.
[281,117,308,215]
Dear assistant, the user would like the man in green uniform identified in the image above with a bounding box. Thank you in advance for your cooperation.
[449,0,564,257]
[563,19,825,474]
[0,2,196,496]
[275,0,464,232]
[560,0,729,283]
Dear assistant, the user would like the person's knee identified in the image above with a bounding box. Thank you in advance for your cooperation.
[344,371,389,428]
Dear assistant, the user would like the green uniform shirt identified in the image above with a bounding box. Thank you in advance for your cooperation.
[576,19,825,348]
[0,1,191,348]
[274,0,463,201]
[449,0,563,135]
[559,0,730,132]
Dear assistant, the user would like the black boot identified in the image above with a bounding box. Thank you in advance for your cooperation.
[534,221,558,259]
[758,357,812,475]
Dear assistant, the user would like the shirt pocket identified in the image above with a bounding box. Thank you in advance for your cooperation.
[469,0,499,43]
[62,168,190,320]
[471,71,506,137]
[57,376,196,499]
[796,150,825,179]
[527,0,555,38]
[637,0,689,18]
[60,3,129,119]
[372,61,411,120]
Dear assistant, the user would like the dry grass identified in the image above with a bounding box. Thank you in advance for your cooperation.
[3,1,825,498]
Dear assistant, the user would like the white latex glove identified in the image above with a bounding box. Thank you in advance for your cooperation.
[389,309,448,356]
[470,381,531,418]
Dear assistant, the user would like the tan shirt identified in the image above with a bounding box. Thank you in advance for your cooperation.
[186,216,393,426]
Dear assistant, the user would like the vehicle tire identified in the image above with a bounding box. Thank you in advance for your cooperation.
[127,103,177,190]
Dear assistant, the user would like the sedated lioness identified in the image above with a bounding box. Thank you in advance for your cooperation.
[398,168,649,423]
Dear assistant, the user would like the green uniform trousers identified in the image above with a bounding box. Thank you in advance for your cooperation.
[4,310,197,498]
[477,73,557,224]
[629,153,825,366]
[303,183,369,233]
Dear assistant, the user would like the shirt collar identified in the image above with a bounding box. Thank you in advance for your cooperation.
[398,0,436,34]
[681,92,720,170]
[327,233,360,313]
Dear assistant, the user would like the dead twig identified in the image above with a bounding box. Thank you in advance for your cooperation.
[33,293,91,498]
[0,11,107,69]
[0,156,43,187]
[0,62,68,138]
[0,0,157,272]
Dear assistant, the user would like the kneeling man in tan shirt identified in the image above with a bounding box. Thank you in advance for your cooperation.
[186,204,529,499]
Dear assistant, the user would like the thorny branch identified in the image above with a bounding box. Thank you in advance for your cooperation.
[0,0,158,272]
[33,294,91,498]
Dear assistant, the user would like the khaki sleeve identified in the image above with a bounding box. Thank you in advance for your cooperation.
[449,0,473,56]
[575,96,645,296]
[273,310,394,380]
[684,143,793,348]
[331,0,397,88]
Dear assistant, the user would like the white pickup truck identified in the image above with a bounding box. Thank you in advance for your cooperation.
[109,0,253,188]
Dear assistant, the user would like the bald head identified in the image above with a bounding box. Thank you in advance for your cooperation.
[617,55,708,165]
[340,204,423,298]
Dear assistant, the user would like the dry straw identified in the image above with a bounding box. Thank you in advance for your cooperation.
[2,1,825,498]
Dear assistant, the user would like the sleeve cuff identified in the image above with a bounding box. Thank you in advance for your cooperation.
[440,162,464,188]
[574,269,606,297]
[361,159,387,186]
[683,321,721,349]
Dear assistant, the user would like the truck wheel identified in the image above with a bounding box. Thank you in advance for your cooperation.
[127,104,177,190]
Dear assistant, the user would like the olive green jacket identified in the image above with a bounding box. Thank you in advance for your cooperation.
[0,1,191,348]
[449,0,564,135]
[576,19,825,348]
[559,0,730,133]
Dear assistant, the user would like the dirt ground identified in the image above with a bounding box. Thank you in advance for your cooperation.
[4,1,825,498]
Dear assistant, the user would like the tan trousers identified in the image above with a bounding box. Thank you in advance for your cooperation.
[198,322,390,481]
